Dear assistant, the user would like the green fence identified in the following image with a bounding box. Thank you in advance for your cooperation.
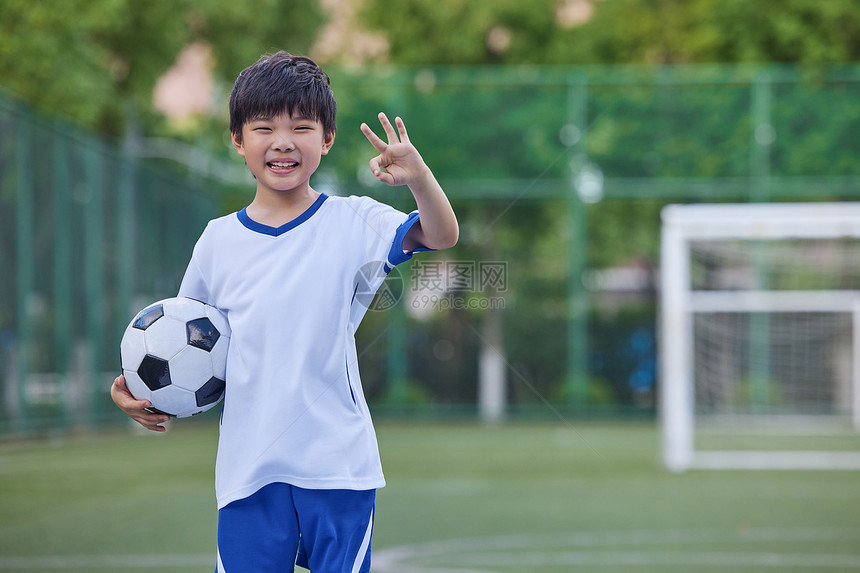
[327,63,860,419]
[3,64,860,435]
[0,96,221,433]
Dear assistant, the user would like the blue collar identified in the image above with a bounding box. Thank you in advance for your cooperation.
[237,194,328,237]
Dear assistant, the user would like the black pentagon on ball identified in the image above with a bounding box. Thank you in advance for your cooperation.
[195,376,226,407]
[138,355,172,391]
[186,317,220,352]
[133,304,164,330]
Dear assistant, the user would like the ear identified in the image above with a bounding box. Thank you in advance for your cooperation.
[231,132,246,157]
[321,130,336,156]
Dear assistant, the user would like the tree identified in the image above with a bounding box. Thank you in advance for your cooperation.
[0,0,324,136]
[353,0,860,412]
[359,0,860,66]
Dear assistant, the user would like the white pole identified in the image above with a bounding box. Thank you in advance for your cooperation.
[478,345,506,423]
[853,299,860,432]
[660,209,694,472]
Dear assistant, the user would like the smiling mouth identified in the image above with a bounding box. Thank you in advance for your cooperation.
[268,161,298,169]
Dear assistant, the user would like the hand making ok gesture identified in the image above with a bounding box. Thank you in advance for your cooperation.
[360,111,459,251]
[360,112,430,187]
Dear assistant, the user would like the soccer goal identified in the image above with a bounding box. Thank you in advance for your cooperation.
[660,202,860,472]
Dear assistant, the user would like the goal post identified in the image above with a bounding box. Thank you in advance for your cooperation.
[659,202,860,472]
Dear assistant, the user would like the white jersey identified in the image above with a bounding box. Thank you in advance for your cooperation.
[178,194,421,508]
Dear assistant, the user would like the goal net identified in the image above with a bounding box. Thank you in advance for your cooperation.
[659,203,860,471]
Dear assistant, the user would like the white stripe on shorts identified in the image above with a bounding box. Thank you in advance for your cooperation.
[352,509,374,573]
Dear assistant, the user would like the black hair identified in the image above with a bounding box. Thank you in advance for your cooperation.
[229,51,336,143]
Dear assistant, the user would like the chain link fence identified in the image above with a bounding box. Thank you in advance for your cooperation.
[3,64,860,434]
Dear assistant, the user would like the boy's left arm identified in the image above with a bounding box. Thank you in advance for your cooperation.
[361,113,459,252]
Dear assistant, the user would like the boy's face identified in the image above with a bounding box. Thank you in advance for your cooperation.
[232,112,335,197]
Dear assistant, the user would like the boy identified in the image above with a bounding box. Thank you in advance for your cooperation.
[111,51,458,572]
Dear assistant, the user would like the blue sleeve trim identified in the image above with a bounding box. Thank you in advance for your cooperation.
[386,211,433,272]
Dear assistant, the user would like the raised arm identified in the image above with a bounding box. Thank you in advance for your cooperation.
[361,113,459,251]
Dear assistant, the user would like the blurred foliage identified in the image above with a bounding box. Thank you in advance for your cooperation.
[332,64,860,270]
[3,0,857,139]
[350,0,860,275]
[350,0,860,409]
[4,0,860,411]
[360,0,860,65]
[0,0,323,136]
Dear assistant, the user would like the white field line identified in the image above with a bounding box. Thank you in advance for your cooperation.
[372,528,860,572]
[2,528,860,570]
[0,554,213,569]
[457,551,860,568]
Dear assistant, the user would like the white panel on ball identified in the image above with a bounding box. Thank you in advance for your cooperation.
[123,370,153,405]
[152,384,198,417]
[169,346,216,393]
[162,297,208,323]
[210,337,229,380]
[144,316,191,361]
[119,328,147,373]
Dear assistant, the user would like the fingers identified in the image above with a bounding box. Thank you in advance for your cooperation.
[394,116,410,144]
[112,375,147,408]
[368,156,395,185]
[114,374,128,391]
[361,112,409,151]
[134,408,170,432]
[367,155,382,177]
[360,122,386,152]
[377,112,398,143]
[379,112,409,144]
[138,415,169,433]
[362,112,415,187]
[111,375,169,432]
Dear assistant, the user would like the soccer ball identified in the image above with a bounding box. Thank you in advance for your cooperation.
[120,297,230,418]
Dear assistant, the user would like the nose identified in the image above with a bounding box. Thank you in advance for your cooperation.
[272,131,294,152]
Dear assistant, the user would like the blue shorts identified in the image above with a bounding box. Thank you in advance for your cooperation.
[216,482,375,573]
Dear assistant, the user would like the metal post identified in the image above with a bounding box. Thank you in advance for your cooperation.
[386,300,408,407]
[53,127,73,427]
[749,72,774,409]
[15,115,34,431]
[566,74,589,408]
[386,71,410,408]
[83,143,105,421]
[116,149,136,344]
[751,71,774,203]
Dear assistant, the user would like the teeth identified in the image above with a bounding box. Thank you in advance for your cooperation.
[269,161,298,168]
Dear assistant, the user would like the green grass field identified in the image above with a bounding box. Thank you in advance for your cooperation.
[1,420,859,572]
